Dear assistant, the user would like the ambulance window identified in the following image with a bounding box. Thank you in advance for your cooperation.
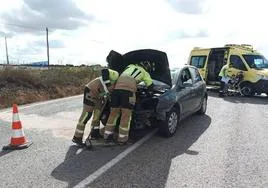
[190,56,206,68]
[230,55,247,71]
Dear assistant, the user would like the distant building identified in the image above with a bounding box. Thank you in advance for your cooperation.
[28,61,48,67]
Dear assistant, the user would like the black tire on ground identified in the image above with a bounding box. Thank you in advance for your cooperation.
[158,107,179,137]
[197,96,207,115]
[239,82,254,97]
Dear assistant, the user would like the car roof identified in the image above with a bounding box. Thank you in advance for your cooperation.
[171,64,197,70]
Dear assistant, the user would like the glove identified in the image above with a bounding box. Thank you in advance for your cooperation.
[103,92,110,99]
[147,83,155,91]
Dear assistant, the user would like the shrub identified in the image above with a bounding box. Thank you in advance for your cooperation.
[0,65,102,108]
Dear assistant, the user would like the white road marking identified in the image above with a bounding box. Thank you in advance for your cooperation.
[74,129,158,188]
[0,95,83,113]
[1,95,157,187]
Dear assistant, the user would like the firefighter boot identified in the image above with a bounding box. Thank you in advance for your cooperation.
[117,135,129,145]
[90,128,101,140]
[72,136,84,146]
[104,134,114,145]
[72,110,92,146]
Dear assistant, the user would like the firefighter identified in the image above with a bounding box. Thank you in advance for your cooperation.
[103,61,154,144]
[72,68,119,146]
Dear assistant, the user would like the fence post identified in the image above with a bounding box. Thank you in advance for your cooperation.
[46,27,50,67]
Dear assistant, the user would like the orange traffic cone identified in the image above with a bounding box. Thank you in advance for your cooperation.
[2,104,32,150]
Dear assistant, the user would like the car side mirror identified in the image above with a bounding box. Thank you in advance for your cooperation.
[177,81,185,90]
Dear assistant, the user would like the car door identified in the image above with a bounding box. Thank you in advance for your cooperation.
[189,67,204,111]
[177,68,195,117]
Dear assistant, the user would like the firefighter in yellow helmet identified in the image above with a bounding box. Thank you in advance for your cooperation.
[72,68,119,146]
[104,61,154,144]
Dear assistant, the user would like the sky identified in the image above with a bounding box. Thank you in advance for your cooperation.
[0,0,268,68]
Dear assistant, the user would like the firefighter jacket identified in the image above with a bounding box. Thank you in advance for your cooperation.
[85,69,119,101]
[115,64,153,92]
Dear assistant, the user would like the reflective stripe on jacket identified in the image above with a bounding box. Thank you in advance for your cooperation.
[120,64,153,86]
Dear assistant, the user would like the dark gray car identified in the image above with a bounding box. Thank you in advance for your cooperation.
[103,49,208,137]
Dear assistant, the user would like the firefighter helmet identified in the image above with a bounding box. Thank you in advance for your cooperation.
[106,50,122,64]
[140,61,153,73]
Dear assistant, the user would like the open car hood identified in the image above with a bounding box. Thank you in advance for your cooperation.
[108,49,172,87]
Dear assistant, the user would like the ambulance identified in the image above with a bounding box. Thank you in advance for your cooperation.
[188,44,268,96]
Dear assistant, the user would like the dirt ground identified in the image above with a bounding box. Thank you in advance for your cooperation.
[0,66,101,109]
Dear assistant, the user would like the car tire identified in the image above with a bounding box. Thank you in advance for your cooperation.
[159,107,179,137]
[197,96,207,115]
[239,82,254,97]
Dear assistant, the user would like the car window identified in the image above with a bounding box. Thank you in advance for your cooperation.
[189,67,202,83]
[180,68,193,86]
[190,56,207,68]
[230,55,247,71]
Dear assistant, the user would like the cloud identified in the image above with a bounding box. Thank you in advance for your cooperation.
[34,39,65,48]
[0,31,14,37]
[167,0,205,14]
[196,30,208,37]
[1,0,93,35]
[165,29,209,42]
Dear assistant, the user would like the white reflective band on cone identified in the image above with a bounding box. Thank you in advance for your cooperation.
[12,113,20,122]
[12,129,25,138]
[93,127,100,129]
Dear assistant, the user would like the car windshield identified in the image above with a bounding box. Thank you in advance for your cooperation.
[170,68,181,85]
[242,55,268,69]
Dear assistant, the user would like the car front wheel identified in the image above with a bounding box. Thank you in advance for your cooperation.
[159,107,179,137]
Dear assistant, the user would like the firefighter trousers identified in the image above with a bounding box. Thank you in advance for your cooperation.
[104,89,136,143]
[74,87,103,139]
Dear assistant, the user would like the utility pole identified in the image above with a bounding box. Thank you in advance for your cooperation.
[5,36,9,65]
[46,27,50,67]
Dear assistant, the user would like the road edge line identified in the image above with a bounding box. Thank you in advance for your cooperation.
[74,129,157,188]
[0,95,83,113]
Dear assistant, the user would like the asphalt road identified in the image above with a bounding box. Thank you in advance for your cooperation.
[0,93,267,188]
